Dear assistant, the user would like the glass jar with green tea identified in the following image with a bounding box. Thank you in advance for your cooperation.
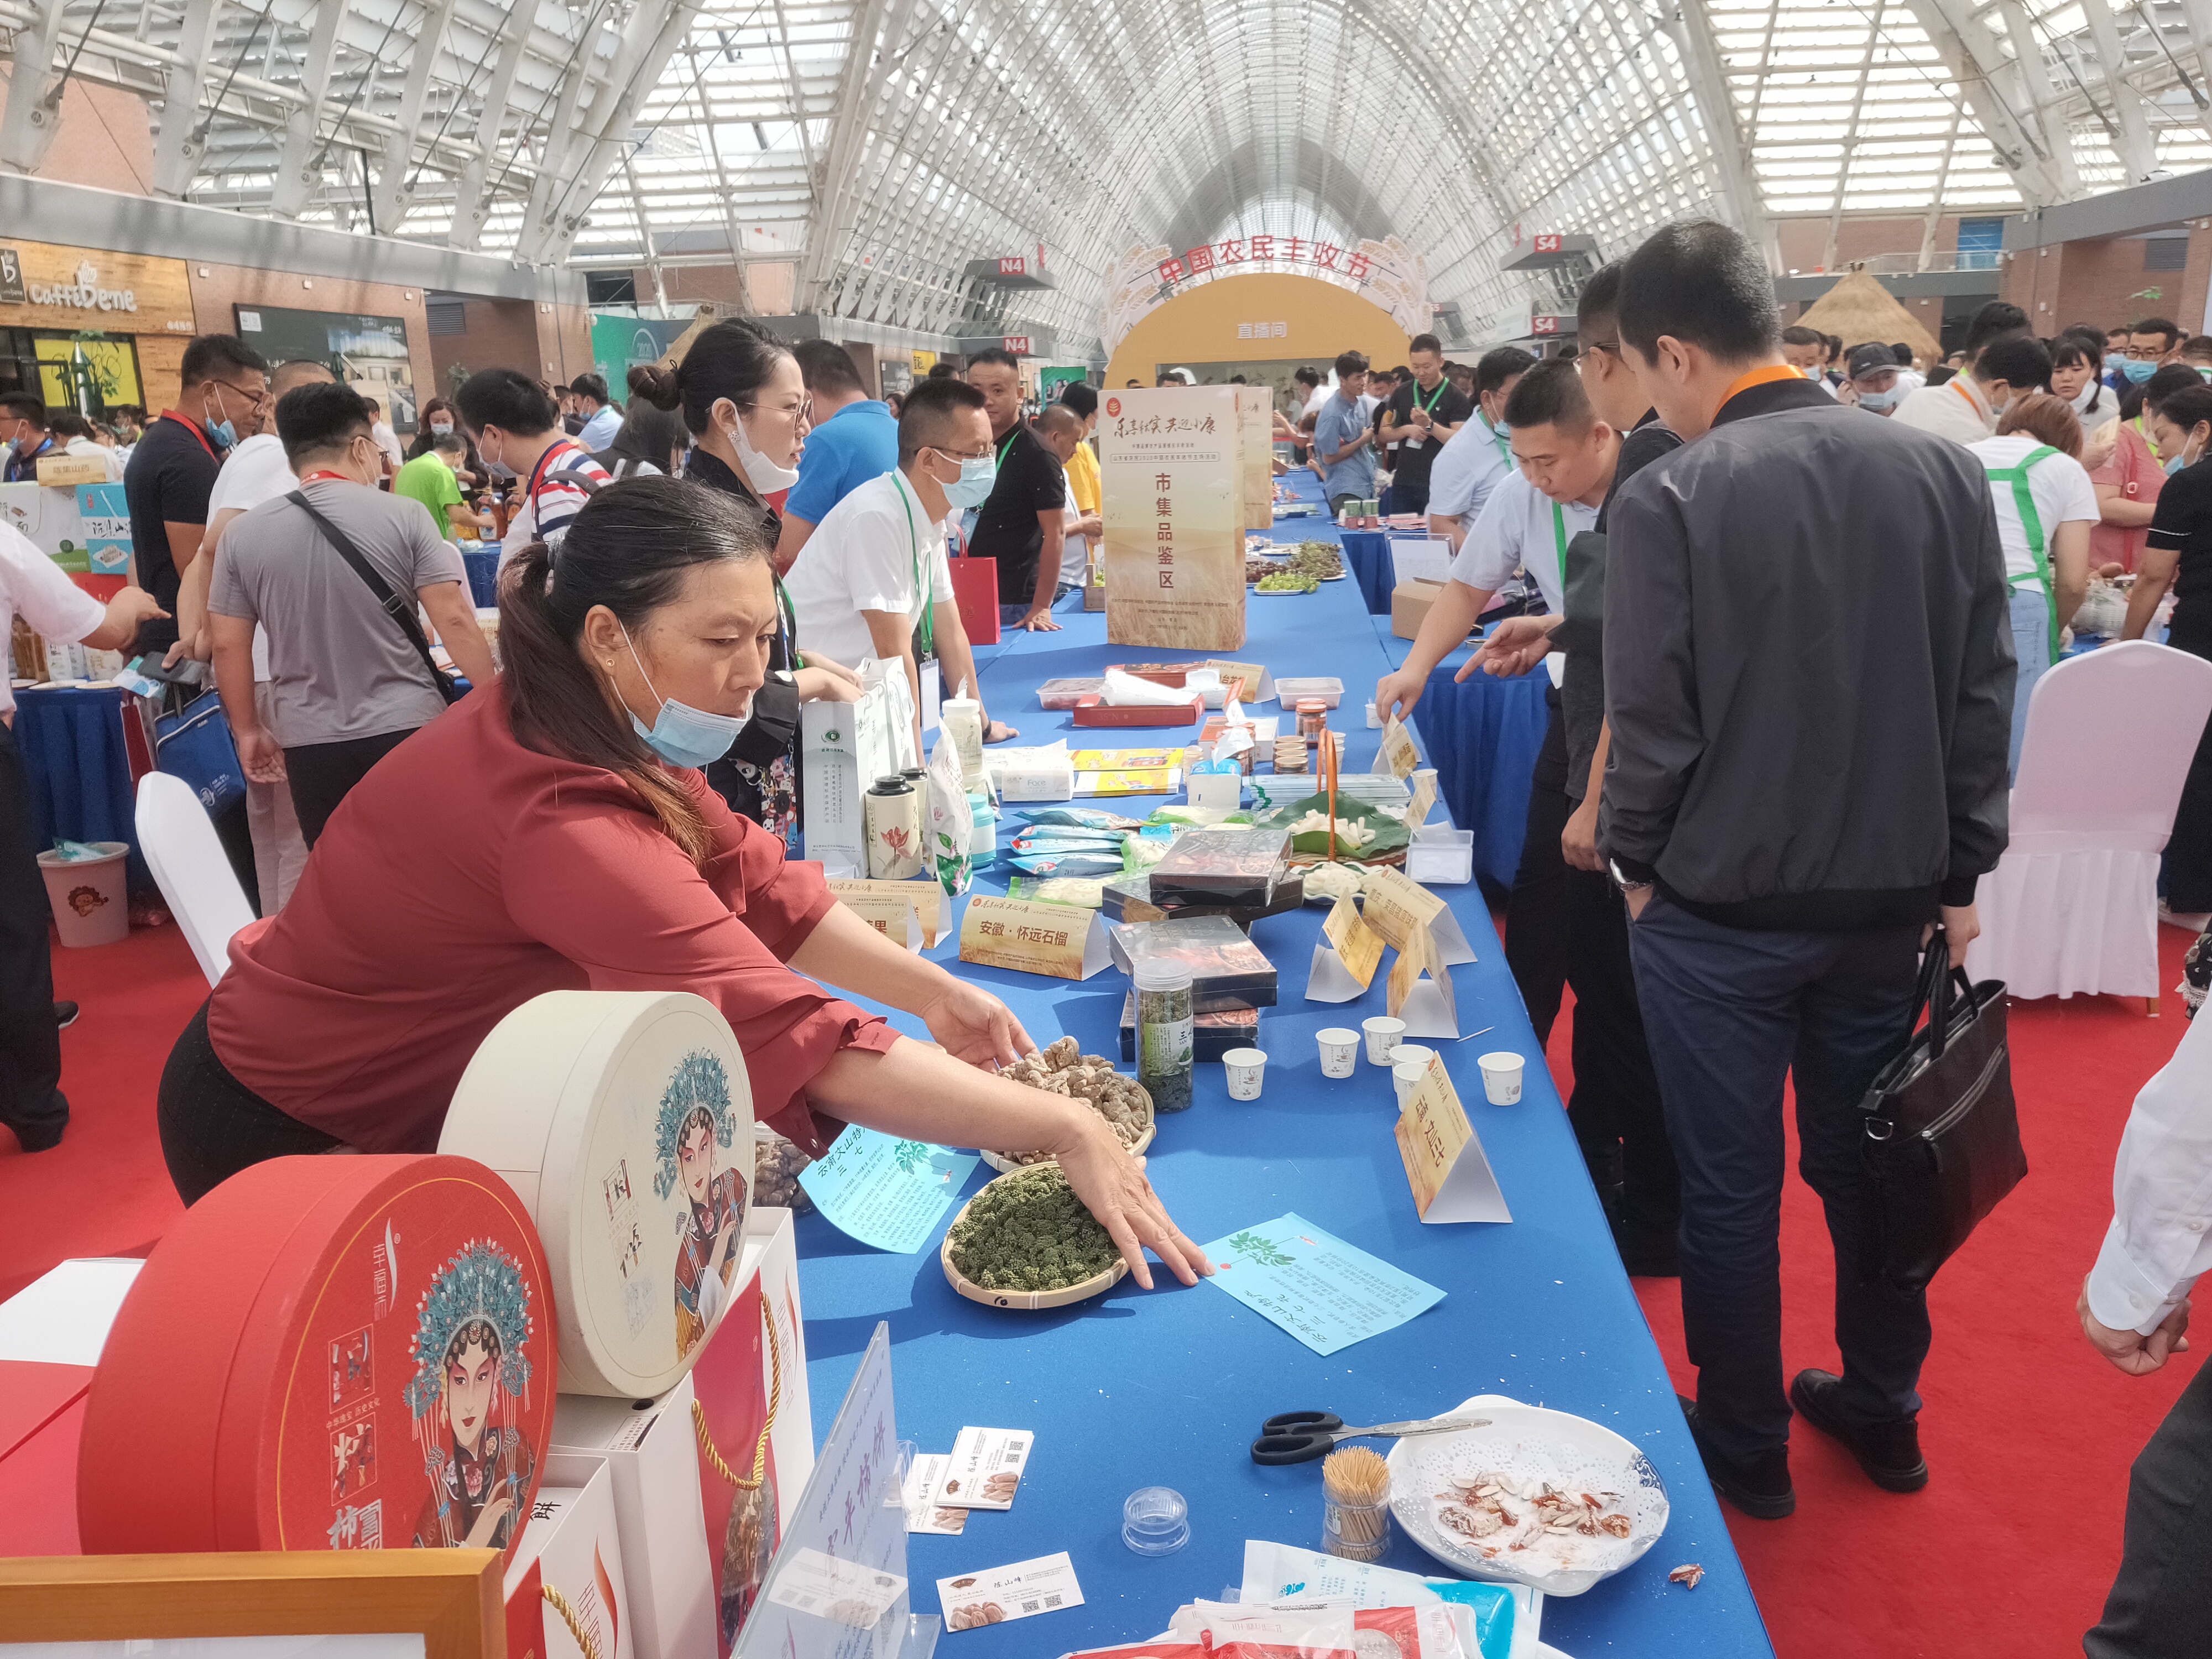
[1133,960,1195,1112]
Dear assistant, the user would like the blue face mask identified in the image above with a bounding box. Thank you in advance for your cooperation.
[1857,387,1901,412]
[619,623,750,769]
[2121,357,2159,384]
[936,451,998,509]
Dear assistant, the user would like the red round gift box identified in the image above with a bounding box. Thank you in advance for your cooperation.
[78,1154,556,1562]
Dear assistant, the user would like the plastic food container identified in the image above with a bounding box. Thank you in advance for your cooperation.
[1275,677,1345,709]
[1406,828,1476,885]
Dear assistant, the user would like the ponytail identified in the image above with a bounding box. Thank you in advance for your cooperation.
[497,475,771,868]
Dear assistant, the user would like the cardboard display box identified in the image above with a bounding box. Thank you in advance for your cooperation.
[1391,577,1452,643]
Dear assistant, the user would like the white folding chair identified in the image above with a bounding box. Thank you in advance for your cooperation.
[133,771,255,987]
[1966,640,2212,1005]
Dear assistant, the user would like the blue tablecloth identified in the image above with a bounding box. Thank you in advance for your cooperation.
[795,529,1770,1653]
[1340,529,1394,614]
[13,685,153,891]
[462,546,500,608]
[1401,656,1550,895]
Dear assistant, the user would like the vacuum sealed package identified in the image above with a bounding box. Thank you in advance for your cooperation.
[925,730,973,896]
[1019,807,1144,832]
[1109,914,1279,1006]
[1146,825,1291,909]
[1006,850,1126,878]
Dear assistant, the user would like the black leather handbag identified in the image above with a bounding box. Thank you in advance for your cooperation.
[1858,935,2027,1297]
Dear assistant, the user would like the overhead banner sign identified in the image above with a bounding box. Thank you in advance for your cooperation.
[1099,234,1432,358]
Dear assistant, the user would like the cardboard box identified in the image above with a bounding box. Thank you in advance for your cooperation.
[504,1452,634,1659]
[1392,577,1451,642]
[550,1376,716,1659]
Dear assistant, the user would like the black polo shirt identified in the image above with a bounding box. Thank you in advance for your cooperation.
[123,413,222,651]
[971,419,1066,603]
[1381,377,1474,493]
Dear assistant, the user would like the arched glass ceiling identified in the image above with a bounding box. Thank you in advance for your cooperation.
[3,0,2208,354]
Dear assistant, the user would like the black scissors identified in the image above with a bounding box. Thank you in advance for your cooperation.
[1251,1410,1491,1465]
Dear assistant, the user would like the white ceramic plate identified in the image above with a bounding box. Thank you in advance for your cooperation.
[1386,1393,1669,1597]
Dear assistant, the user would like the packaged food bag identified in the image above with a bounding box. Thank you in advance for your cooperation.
[926,729,973,896]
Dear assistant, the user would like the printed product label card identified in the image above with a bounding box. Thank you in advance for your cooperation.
[936,1550,1084,1632]
[761,1545,909,1627]
[939,1425,1032,1509]
[958,895,1112,979]
[795,1123,979,1254]
[1202,1212,1447,1355]
[902,1452,967,1535]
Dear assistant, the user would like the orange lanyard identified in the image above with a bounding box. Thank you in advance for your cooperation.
[1718,363,1806,406]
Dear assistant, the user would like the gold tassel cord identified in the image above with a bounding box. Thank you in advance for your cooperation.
[691,1300,785,1491]
[541,1584,603,1659]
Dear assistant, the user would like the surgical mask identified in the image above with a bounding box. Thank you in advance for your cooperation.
[729,406,801,493]
[202,388,236,450]
[933,450,998,508]
[481,434,515,481]
[430,420,454,436]
[618,622,750,769]
[2166,437,2202,474]
[2069,378,2103,416]
[2121,357,2159,384]
[1857,387,1901,413]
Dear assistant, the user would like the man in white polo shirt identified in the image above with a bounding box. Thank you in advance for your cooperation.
[782,375,1005,759]
[1427,345,1536,547]
[1374,360,1617,1045]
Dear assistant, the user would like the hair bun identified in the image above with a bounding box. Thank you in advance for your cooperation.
[628,363,682,411]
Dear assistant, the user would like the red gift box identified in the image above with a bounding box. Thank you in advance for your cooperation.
[77,1154,556,1564]
[948,556,1001,646]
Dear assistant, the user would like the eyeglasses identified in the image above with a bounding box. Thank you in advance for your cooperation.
[1584,340,1621,357]
[2126,345,2169,361]
[212,379,269,409]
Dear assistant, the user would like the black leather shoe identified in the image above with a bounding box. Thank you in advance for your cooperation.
[1790,1369,1928,1493]
[54,1000,77,1030]
[1678,1395,1795,1519]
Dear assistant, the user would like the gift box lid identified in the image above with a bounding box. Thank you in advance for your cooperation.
[79,1152,555,1562]
[442,991,756,1401]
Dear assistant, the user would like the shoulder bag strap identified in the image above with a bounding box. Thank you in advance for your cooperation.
[286,489,453,701]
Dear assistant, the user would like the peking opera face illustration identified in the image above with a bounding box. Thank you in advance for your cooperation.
[654,1050,749,1362]
[404,1239,539,1550]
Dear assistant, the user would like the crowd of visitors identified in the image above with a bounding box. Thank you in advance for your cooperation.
[0,222,2208,1653]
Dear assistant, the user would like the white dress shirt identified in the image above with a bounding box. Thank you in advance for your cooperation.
[1891,375,1996,447]
[2088,1008,2212,1334]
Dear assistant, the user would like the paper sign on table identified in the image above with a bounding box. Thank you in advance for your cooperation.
[1394,1057,1511,1224]
[902,1453,966,1535]
[830,877,943,947]
[1307,892,1383,1002]
[940,1425,1032,1510]
[795,1124,979,1253]
[1361,863,1479,965]
[828,882,922,951]
[1204,658,1275,701]
[959,894,1112,980]
[1376,712,1420,780]
[1387,920,1460,1039]
[1202,1212,1446,1355]
[1404,770,1438,833]
[1389,536,1456,588]
[937,1551,1084,1632]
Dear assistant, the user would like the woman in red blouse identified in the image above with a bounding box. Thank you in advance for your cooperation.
[156,476,1209,1291]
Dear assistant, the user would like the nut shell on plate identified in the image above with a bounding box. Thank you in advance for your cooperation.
[441,990,755,1399]
[78,1152,555,1563]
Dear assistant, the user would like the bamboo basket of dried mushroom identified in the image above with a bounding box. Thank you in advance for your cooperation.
[941,1164,1130,1311]
[980,1035,1155,1173]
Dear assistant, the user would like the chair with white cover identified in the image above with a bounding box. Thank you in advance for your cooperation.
[1966,640,2212,1005]
[133,771,255,987]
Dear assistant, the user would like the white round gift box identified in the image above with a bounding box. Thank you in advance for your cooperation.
[442,989,756,1399]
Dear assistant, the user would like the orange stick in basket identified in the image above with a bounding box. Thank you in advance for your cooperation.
[1324,724,1339,857]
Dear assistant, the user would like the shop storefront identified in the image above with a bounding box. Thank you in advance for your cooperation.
[0,239,196,418]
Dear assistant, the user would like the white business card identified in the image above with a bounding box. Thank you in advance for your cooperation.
[939,1425,1032,1510]
[902,1452,967,1534]
[936,1551,1084,1632]
[762,1546,907,1628]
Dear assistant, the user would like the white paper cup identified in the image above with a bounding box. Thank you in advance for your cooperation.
[1391,1044,1436,1077]
[1317,1029,1360,1078]
[1223,1048,1267,1100]
[1363,1016,1406,1066]
[1392,1060,1427,1105]
[1478,1050,1526,1105]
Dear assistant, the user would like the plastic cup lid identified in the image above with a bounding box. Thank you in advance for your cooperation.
[1122,1484,1190,1555]
[1134,959,1194,991]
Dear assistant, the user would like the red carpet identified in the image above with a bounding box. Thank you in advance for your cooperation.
[1,916,2203,1656]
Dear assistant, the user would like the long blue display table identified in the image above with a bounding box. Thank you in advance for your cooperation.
[793,489,1771,1656]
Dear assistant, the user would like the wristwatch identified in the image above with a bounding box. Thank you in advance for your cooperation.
[1608,858,1653,895]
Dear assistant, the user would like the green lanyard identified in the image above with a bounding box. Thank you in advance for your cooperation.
[895,473,936,658]
[996,429,1019,469]
[1551,501,1568,593]
[1411,377,1448,416]
[1986,444,2063,660]
[772,570,804,669]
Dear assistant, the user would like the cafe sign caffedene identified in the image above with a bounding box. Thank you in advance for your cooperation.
[25,260,139,314]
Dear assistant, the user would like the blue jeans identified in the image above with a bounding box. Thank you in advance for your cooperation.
[2008,584,2051,780]
[1627,896,1930,1464]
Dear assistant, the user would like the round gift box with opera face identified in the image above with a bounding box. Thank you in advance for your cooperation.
[78,1153,555,1562]
[442,990,757,1399]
